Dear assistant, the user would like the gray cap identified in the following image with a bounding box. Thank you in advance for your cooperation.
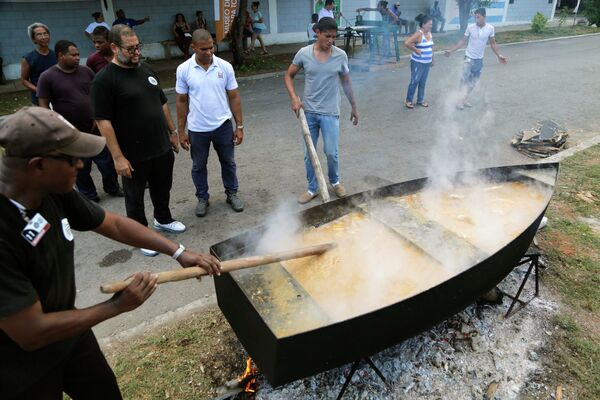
[0,107,105,158]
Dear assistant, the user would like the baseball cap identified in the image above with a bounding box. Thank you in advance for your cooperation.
[0,107,106,159]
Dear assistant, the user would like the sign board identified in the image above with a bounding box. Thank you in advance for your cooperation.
[215,0,239,42]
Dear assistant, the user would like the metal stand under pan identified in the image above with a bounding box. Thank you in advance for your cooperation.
[502,253,542,318]
[336,357,392,400]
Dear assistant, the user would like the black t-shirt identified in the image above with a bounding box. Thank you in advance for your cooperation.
[91,62,171,163]
[0,191,105,397]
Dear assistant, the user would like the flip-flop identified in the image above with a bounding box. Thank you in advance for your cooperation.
[417,102,429,107]
[405,102,414,109]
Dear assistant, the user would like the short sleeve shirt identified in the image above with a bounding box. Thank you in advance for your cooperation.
[36,65,96,132]
[464,23,495,60]
[91,62,171,163]
[113,18,139,27]
[318,8,335,21]
[85,21,110,34]
[176,55,238,132]
[292,45,349,116]
[0,191,105,397]
[86,51,111,73]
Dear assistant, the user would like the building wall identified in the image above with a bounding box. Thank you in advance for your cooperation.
[277,0,310,34]
[506,0,555,22]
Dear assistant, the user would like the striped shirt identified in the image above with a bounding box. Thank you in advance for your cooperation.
[410,30,434,64]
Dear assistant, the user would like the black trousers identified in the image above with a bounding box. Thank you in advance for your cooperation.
[13,330,122,400]
[122,150,175,226]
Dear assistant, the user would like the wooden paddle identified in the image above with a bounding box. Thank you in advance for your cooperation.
[100,242,337,294]
[298,107,331,203]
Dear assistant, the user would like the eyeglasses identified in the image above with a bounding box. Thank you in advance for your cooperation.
[45,155,81,166]
[118,43,143,55]
[34,32,50,38]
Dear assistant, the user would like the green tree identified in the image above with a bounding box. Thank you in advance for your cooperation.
[583,0,600,26]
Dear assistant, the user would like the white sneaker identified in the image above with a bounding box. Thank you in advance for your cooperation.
[140,248,159,257]
[153,219,186,233]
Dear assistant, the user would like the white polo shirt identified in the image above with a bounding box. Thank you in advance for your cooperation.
[318,8,334,21]
[175,55,238,132]
[464,23,495,60]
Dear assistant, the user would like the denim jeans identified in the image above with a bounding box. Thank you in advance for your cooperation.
[75,145,119,199]
[121,150,174,226]
[303,112,340,193]
[188,120,238,200]
[406,60,431,104]
[461,57,484,89]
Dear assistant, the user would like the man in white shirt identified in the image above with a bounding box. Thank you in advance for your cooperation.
[84,12,110,41]
[318,0,335,21]
[444,8,507,109]
[175,29,245,217]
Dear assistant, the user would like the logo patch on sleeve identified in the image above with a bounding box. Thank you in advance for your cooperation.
[148,76,158,85]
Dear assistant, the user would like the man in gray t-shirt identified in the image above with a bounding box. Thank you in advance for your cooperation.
[284,17,359,204]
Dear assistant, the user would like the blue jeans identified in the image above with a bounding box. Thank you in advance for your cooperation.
[303,112,340,193]
[406,60,431,104]
[188,120,238,200]
[461,57,484,89]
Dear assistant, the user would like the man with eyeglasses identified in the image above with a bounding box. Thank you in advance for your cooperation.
[92,25,185,257]
[0,107,221,399]
[37,39,122,203]
[175,29,245,217]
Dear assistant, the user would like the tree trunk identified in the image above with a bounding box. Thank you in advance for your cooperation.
[458,0,475,33]
[231,0,248,68]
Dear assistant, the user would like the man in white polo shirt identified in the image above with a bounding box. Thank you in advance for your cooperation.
[318,0,335,21]
[444,8,507,110]
[175,29,244,217]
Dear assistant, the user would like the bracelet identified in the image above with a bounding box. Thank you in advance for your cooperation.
[172,244,186,260]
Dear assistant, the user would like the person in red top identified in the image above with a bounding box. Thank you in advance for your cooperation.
[86,26,113,73]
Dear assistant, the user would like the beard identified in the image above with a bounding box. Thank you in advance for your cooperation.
[116,51,139,67]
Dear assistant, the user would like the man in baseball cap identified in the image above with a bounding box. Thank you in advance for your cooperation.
[0,107,220,399]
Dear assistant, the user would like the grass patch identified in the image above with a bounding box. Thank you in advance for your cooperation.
[537,144,600,399]
[105,306,246,400]
[0,91,31,117]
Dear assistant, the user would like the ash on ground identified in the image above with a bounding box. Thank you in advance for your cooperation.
[255,253,558,400]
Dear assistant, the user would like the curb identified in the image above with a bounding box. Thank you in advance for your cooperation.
[162,31,600,91]
[541,133,600,163]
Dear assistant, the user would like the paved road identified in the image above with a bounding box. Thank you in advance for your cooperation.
[75,34,600,338]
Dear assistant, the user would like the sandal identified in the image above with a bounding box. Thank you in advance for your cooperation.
[405,101,414,109]
[417,102,429,107]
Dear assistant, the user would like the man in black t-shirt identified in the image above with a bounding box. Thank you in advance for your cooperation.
[37,39,122,203]
[92,25,185,257]
[0,107,221,399]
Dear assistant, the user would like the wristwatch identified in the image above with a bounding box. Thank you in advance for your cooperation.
[172,244,186,260]
[237,124,244,130]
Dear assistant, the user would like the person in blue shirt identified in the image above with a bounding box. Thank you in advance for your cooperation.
[112,9,150,28]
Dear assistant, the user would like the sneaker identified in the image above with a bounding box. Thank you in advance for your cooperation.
[463,101,473,108]
[195,198,209,217]
[333,184,347,198]
[226,193,244,212]
[107,187,124,197]
[140,248,159,257]
[298,190,319,204]
[153,219,186,233]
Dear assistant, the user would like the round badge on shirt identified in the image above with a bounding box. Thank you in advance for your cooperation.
[148,76,158,86]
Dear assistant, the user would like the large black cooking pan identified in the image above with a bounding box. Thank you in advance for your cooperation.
[211,163,558,387]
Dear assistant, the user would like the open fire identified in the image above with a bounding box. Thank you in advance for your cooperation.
[238,357,259,395]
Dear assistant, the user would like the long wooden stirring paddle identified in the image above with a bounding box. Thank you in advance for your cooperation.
[100,242,337,293]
